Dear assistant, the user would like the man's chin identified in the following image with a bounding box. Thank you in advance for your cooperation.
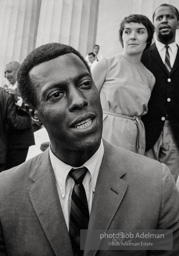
[76,136,101,153]
[158,32,173,41]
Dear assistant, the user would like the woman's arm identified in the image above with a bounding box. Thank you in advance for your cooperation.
[91,58,108,92]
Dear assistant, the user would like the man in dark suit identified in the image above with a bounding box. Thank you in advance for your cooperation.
[4,61,35,169]
[0,43,179,256]
[0,87,32,171]
[142,4,179,181]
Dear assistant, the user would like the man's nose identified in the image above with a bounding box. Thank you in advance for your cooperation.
[161,16,168,23]
[69,86,88,111]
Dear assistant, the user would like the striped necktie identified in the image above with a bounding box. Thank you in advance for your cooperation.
[165,45,171,72]
[69,167,89,256]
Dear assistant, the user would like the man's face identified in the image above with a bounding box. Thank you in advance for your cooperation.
[4,64,18,85]
[93,46,99,54]
[30,54,103,160]
[153,6,179,43]
[88,54,95,64]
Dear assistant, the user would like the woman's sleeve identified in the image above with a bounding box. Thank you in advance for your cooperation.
[91,58,108,92]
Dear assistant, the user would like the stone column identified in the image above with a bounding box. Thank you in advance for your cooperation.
[36,0,99,56]
[0,0,41,86]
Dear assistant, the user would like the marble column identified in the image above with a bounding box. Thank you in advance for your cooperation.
[0,0,41,86]
[36,0,99,56]
[1,0,179,85]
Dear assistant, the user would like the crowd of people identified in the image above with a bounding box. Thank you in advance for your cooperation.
[92,3,179,184]
[0,3,179,256]
[0,61,35,171]
[85,44,103,69]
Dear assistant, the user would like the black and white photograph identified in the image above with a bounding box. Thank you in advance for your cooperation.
[0,0,179,255]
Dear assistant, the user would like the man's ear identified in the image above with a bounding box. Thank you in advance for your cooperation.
[25,104,42,126]
[177,21,179,29]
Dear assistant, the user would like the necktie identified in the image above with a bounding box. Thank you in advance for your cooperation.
[69,167,89,256]
[165,45,171,72]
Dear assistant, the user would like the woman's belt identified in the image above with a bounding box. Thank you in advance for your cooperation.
[103,111,145,154]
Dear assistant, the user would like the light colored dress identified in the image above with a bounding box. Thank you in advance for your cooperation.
[176,175,179,191]
[100,55,155,155]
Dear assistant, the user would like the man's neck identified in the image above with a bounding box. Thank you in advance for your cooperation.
[156,37,175,45]
[50,142,101,167]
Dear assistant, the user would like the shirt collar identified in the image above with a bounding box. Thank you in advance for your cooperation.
[7,81,17,90]
[49,140,104,196]
[155,40,177,52]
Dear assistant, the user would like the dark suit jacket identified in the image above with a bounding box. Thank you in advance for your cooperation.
[7,107,35,149]
[0,88,32,164]
[141,43,179,151]
[0,140,179,256]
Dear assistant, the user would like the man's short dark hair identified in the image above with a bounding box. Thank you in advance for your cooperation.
[93,44,100,49]
[88,52,96,57]
[153,3,179,21]
[119,14,154,50]
[17,43,90,107]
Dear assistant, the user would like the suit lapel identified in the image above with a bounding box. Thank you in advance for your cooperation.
[149,43,179,75]
[170,47,179,75]
[84,141,128,256]
[149,43,169,74]
[28,150,73,256]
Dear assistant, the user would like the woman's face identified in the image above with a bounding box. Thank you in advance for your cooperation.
[122,22,148,55]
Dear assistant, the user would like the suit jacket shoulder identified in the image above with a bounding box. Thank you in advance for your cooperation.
[0,141,179,255]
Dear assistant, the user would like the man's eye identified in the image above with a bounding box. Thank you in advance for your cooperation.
[168,15,174,19]
[80,81,91,89]
[48,91,64,100]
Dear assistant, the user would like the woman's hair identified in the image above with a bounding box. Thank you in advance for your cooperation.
[119,14,154,50]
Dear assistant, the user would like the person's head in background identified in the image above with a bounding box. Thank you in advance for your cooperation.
[93,44,100,55]
[88,52,96,64]
[152,3,179,45]
[4,61,20,85]
[119,14,154,58]
[17,43,103,167]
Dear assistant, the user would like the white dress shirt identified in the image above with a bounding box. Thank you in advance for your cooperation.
[6,81,17,90]
[5,82,23,107]
[49,140,104,229]
[155,40,178,68]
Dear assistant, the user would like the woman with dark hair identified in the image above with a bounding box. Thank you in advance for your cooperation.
[92,14,155,154]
